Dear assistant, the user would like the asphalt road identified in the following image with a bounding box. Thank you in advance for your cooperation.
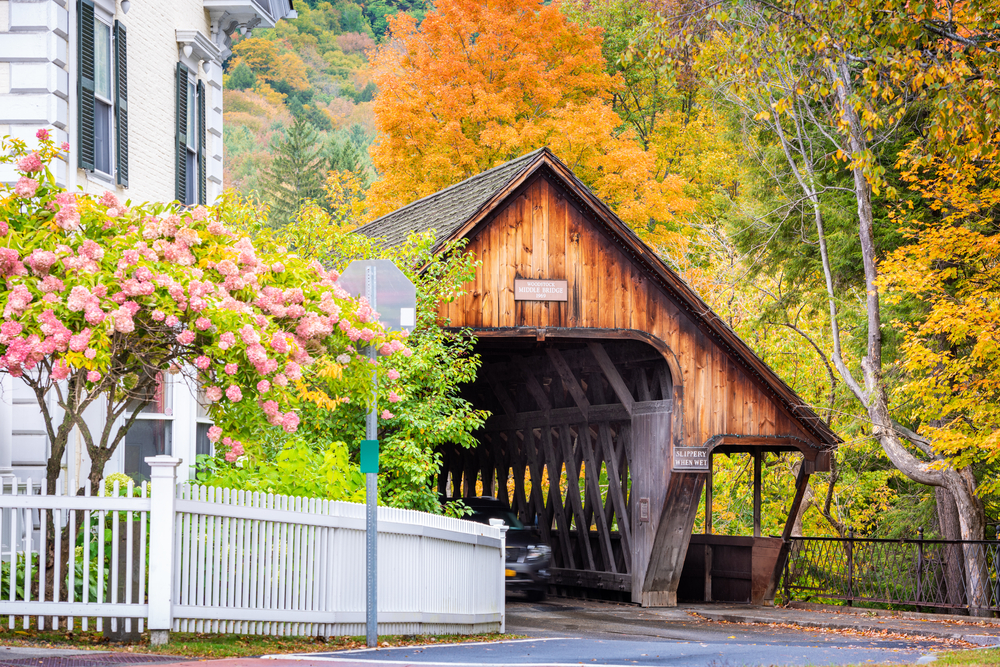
[260,597,957,666]
[282,635,935,666]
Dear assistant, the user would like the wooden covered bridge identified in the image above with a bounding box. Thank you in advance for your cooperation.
[358,148,838,606]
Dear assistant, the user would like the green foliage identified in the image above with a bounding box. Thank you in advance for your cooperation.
[226,62,257,90]
[196,439,365,502]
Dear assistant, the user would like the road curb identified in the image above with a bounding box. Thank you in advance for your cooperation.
[696,611,1000,646]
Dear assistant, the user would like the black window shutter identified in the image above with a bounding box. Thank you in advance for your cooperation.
[77,0,96,171]
[175,62,189,203]
[197,80,206,205]
[113,20,128,188]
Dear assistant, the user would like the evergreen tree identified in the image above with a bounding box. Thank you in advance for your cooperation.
[225,62,256,90]
[262,117,326,226]
[328,137,362,176]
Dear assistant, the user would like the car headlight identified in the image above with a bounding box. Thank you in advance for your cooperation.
[526,544,551,561]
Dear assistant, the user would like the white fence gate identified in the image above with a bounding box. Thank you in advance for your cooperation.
[0,456,506,639]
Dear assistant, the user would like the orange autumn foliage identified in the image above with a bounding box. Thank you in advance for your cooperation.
[368,0,696,253]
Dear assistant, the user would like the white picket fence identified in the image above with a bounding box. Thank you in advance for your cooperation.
[0,456,506,638]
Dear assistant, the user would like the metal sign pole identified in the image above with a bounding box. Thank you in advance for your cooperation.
[336,258,415,650]
[365,265,378,648]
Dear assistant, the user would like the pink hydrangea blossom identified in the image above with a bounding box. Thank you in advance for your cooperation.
[84,348,97,359]
[273,373,288,387]
[151,310,166,322]
[0,321,24,344]
[0,220,8,237]
[257,379,270,393]
[381,409,394,420]
[112,308,135,333]
[51,360,71,380]
[99,190,120,209]
[205,386,223,402]
[195,317,211,331]
[270,332,290,354]
[176,329,196,345]
[0,248,27,278]
[402,348,413,357]
[36,128,50,141]
[69,329,92,353]
[40,275,64,293]
[6,284,34,315]
[387,369,400,380]
[215,259,238,276]
[239,324,260,345]
[14,177,39,198]
[284,361,302,381]
[54,192,80,230]
[219,331,235,350]
[225,385,242,402]
[281,412,300,433]
[87,370,101,382]
[165,315,180,327]
[195,355,211,370]
[201,426,221,444]
[388,390,401,403]
[224,363,237,375]
[336,353,351,365]
[16,152,43,173]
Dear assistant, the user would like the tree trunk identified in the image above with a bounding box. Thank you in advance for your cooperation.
[936,487,968,612]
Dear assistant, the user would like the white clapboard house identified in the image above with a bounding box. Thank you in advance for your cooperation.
[0,0,296,490]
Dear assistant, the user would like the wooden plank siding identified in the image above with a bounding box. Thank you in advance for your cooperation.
[440,173,817,452]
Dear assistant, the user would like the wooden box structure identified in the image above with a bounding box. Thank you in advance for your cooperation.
[358,149,839,606]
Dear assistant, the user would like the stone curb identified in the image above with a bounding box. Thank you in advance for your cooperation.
[696,610,1000,646]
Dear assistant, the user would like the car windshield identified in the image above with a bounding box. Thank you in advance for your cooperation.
[469,509,525,530]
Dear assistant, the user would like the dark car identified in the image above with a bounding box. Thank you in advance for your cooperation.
[463,497,551,601]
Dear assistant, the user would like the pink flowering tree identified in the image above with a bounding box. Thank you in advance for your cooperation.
[0,131,409,495]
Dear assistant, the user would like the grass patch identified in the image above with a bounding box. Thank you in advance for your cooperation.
[933,648,1000,665]
[0,628,520,658]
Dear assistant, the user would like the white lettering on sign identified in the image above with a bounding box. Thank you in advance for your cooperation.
[514,279,568,302]
[672,448,710,472]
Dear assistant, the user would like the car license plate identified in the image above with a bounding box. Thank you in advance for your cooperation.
[505,568,515,577]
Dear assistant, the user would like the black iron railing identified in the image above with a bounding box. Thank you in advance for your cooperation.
[783,531,1000,612]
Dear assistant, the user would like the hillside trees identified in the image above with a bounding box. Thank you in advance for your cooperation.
[368,0,696,255]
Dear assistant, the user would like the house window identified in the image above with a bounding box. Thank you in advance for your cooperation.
[93,18,113,175]
[124,373,174,483]
[77,0,127,185]
[195,389,214,458]
[176,64,206,206]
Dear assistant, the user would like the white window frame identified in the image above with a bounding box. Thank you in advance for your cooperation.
[121,373,175,481]
[92,10,115,179]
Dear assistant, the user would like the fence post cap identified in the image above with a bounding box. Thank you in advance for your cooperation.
[488,518,508,534]
[145,455,182,474]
